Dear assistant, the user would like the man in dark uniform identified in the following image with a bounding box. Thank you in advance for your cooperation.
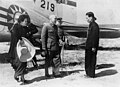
[85,12,100,78]
[27,22,39,69]
[41,15,61,77]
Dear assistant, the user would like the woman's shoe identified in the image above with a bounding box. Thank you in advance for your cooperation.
[20,80,30,85]
[15,76,21,82]
[15,77,19,82]
[21,77,29,84]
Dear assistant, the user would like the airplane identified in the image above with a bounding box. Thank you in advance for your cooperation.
[0,0,120,42]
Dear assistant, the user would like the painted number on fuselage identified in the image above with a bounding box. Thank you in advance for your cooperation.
[41,0,55,12]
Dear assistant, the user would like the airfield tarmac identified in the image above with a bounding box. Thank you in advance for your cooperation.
[1,38,120,87]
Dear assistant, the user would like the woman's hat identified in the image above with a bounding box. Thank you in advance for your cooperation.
[16,37,36,62]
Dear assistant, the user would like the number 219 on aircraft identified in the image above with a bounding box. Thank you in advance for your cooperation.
[41,0,55,12]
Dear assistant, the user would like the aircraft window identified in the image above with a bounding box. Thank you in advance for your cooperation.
[61,0,66,4]
[56,0,76,7]
[56,0,61,3]
[56,0,66,4]
[67,0,76,7]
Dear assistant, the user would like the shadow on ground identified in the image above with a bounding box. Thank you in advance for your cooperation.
[0,53,10,63]
[66,44,120,51]
[96,69,118,77]
[26,61,84,73]
[96,64,115,70]
[27,69,83,84]
[95,64,117,78]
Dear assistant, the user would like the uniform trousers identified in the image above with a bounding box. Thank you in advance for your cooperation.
[45,50,61,75]
[85,48,97,78]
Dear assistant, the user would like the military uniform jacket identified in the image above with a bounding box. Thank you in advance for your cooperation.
[58,26,65,41]
[41,23,59,51]
[86,21,100,49]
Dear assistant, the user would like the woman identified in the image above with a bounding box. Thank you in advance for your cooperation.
[9,14,30,84]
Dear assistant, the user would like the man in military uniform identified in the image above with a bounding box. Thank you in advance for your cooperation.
[56,18,65,61]
[41,15,61,78]
[85,12,100,78]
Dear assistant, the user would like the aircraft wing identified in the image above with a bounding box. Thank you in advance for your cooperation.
[61,24,120,38]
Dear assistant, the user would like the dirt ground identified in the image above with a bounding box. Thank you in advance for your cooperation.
[1,38,120,87]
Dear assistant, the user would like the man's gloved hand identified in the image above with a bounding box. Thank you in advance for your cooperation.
[41,50,47,57]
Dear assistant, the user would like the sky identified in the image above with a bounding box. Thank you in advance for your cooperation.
[76,0,120,24]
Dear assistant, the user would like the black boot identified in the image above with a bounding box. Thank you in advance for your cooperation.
[14,76,19,82]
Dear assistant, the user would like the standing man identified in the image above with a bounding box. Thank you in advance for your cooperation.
[41,15,61,78]
[56,18,65,42]
[27,22,39,69]
[56,18,65,60]
[85,12,100,78]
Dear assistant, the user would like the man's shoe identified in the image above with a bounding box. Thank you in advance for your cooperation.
[45,74,51,78]
[84,75,91,78]
[84,74,95,78]
[53,74,62,78]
